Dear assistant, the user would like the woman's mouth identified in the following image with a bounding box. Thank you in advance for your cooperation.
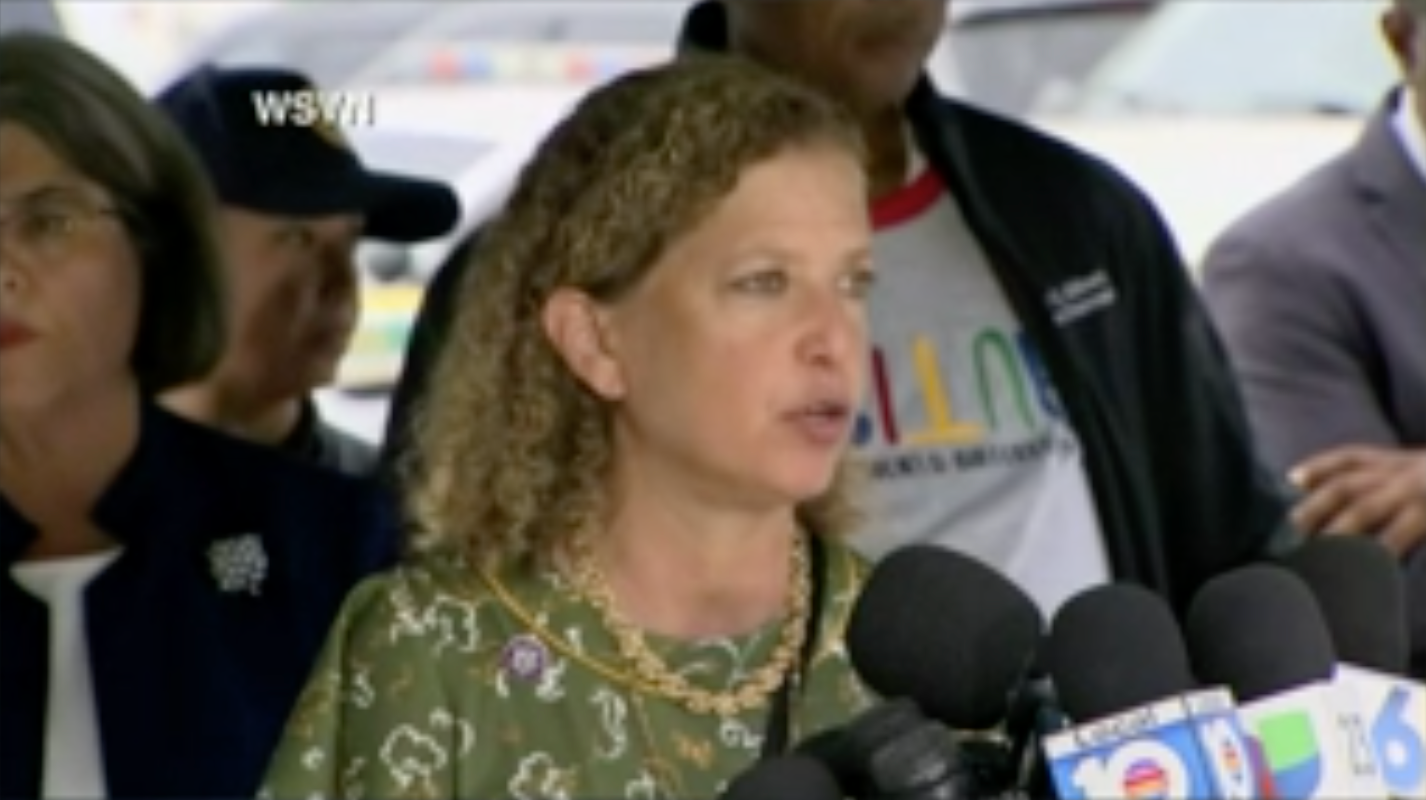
[0,320,37,350]
[786,400,854,447]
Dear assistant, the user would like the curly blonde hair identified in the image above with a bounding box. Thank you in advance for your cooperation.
[401,55,867,569]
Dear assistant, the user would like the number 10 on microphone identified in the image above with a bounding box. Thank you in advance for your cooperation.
[1044,689,1262,799]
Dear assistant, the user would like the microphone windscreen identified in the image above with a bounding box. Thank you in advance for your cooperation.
[1281,537,1410,674]
[847,546,1044,730]
[1185,564,1337,702]
[1046,582,1196,722]
[719,754,841,800]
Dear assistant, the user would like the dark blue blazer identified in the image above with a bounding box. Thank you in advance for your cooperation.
[0,403,401,798]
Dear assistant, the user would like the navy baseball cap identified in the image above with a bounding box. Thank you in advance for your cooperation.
[155,65,460,243]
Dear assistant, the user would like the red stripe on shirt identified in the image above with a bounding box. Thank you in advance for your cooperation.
[871,167,944,230]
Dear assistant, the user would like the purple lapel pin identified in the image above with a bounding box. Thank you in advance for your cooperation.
[500,634,550,682]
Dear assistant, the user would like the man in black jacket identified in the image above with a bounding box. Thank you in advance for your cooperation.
[382,0,1295,614]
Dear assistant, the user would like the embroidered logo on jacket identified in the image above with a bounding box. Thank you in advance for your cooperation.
[1046,269,1117,326]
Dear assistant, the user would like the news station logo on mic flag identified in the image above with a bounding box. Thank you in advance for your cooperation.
[1122,760,1169,798]
[1044,689,1260,799]
[1337,665,1426,799]
[1254,711,1323,797]
[1236,682,1390,799]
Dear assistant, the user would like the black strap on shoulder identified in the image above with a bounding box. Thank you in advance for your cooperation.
[760,533,828,759]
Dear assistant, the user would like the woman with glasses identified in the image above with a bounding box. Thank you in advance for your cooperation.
[0,33,398,798]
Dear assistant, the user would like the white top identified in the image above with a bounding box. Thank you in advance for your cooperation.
[1393,87,1426,185]
[850,162,1112,617]
[12,549,123,800]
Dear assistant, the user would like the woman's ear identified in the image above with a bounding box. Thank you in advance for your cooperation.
[541,288,626,400]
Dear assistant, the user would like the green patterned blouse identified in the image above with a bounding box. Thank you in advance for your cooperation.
[259,540,876,799]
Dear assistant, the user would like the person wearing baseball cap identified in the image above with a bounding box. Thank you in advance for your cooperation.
[156,64,459,476]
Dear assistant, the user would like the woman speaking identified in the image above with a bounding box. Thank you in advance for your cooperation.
[262,55,881,798]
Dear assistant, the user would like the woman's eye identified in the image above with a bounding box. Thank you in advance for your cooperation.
[842,269,877,298]
[21,210,75,239]
[733,271,788,294]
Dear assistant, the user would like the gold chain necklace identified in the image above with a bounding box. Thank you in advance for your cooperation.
[571,532,812,718]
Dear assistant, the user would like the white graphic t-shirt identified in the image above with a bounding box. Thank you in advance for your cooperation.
[850,164,1111,616]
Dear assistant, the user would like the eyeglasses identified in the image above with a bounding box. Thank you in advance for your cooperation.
[0,197,123,266]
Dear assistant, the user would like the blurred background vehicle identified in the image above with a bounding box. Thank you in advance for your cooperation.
[947,0,1160,117]
[165,2,436,89]
[345,1,689,88]
[1029,0,1397,272]
[171,0,691,109]
[345,1,696,145]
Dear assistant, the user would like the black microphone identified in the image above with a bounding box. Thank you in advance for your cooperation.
[845,546,1046,795]
[718,753,842,800]
[1185,564,1390,796]
[1186,565,1338,702]
[847,546,1045,730]
[1280,536,1410,674]
[1047,583,1197,723]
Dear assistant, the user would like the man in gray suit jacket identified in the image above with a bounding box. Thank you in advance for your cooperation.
[1203,0,1426,676]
